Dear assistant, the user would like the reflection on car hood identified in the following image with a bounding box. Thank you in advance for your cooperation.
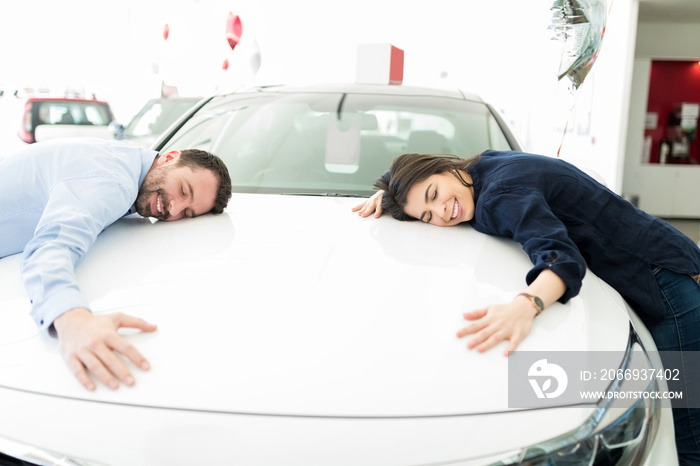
[0,194,631,417]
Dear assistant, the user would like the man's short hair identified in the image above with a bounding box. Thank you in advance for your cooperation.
[176,149,232,214]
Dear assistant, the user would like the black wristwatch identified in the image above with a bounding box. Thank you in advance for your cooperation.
[517,292,545,315]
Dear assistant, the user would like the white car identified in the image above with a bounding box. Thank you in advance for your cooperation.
[0,84,677,465]
[112,96,204,148]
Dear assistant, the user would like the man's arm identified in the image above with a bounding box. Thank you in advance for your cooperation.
[21,176,156,390]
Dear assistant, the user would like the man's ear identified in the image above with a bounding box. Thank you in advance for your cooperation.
[156,150,182,166]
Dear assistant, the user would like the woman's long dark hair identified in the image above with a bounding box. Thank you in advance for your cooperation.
[374,153,480,221]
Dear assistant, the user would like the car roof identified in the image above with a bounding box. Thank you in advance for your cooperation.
[220,83,486,103]
[25,96,111,105]
[147,96,203,102]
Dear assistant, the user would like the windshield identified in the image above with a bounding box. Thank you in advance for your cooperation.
[159,91,515,196]
[124,99,200,139]
[33,100,112,126]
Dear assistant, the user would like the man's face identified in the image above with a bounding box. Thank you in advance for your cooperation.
[136,151,219,221]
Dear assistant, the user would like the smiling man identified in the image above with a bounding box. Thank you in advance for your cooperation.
[136,150,222,221]
[0,137,231,391]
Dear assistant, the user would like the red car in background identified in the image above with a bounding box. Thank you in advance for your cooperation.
[18,96,115,143]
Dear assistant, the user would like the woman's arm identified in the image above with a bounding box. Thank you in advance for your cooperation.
[477,189,587,304]
[352,189,385,218]
[457,269,567,356]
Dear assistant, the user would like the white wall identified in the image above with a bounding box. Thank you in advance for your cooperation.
[635,22,700,59]
[622,21,700,217]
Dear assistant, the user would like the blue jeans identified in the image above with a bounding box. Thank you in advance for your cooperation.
[650,267,700,466]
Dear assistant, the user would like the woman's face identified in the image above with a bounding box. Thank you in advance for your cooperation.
[403,170,475,227]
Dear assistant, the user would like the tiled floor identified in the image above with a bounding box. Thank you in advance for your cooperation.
[663,219,700,246]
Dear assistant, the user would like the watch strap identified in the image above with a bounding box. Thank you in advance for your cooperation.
[517,292,544,315]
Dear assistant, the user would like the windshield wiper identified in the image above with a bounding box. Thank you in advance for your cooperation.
[280,192,364,198]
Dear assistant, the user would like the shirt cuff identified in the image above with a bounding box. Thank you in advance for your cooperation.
[30,287,88,335]
[526,261,584,303]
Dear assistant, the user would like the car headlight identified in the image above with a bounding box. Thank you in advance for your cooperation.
[0,435,106,466]
[493,328,661,465]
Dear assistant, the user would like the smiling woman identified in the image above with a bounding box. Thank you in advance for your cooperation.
[405,170,475,225]
[372,153,479,225]
[356,149,700,463]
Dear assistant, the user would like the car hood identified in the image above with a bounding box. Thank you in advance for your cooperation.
[34,124,113,142]
[0,194,632,418]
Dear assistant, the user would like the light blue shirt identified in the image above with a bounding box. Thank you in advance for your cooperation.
[0,138,157,331]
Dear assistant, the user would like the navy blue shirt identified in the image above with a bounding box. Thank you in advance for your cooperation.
[467,150,700,327]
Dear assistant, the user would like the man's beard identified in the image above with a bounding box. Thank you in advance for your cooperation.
[135,165,172,219]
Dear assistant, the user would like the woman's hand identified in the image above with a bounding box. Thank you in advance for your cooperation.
[352,190,385,218]
[456,298,538,356]
[459,270,566,355]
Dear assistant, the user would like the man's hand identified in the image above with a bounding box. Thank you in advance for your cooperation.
[53,308,157,391]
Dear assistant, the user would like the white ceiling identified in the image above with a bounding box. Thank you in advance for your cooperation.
[638,0,700,23]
